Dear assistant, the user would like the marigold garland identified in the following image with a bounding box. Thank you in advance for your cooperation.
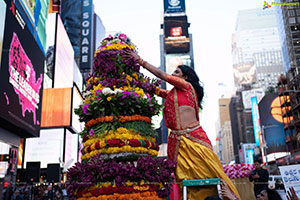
[83,127,155,147]
[77,191,164,200]
[81,146,158,160]
[85,115,151,129]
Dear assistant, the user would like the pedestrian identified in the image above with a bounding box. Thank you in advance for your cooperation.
[249,159,269,197]
[256,188,282,200]
[124,50,240,200]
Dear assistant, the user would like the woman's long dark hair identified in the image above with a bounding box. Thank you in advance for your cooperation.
[177,65,204,109]
[265,188,282,200]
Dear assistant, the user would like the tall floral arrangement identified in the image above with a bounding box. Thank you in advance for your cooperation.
[67,33,176,200]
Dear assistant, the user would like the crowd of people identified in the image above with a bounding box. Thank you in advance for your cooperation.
[6,183,67,200]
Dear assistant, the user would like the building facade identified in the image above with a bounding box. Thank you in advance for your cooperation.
[232,8,285,91]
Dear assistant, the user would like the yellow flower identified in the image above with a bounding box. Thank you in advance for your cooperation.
[107,97,112,101]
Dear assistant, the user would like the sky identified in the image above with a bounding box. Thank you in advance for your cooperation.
[94,0,265,144]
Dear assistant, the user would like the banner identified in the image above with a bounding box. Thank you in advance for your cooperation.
[279,165,300,198]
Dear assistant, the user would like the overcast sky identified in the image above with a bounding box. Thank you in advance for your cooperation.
[94,0,265,144]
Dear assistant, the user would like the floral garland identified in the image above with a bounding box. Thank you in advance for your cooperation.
[96,33,136,53]
[85,115,151,130]
[223,164,254,179]
[78,183,161,197]
[75,85,162,123]
[83,139,159,154]
[77,191,164,200]
[81,145,158,160]
[83,127,155,147]
[66,156,176,200]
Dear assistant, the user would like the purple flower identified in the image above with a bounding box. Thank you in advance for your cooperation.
[82,104,90,114]
[89,129,94,136]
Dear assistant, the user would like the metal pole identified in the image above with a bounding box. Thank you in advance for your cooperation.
[262,125,268,170]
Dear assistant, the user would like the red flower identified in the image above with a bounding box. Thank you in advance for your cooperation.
[129,139,141,147]
[145,140,150,148]
[86,146,91,153]
[95,141,100,149]
[107,139,121,147]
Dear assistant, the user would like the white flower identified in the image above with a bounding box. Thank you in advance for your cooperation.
[114,89,123,94]
[102,88,112,95]
[142,94,148,99]
[82,91,92,98]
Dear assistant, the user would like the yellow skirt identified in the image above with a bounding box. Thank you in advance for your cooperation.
[176,136,241,200]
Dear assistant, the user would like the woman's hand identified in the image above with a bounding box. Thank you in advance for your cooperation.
[123,49,141,64]
[221,179,239,200]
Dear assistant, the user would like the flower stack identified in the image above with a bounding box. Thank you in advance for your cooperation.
[66,33,176,200]
[223,164,255,179]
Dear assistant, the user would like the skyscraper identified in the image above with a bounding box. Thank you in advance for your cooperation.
[232,8,285,91]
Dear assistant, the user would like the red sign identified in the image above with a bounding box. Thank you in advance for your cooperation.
[170,27,182,37]
[294,154,300,160]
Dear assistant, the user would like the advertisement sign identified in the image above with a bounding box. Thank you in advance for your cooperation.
[0,1,6,66]
[163,0,185,14]
[54,14,74,88]
[24,128,64,168]
[41,88,72,128]
[247,149,254,164]
[165,53,191,90]
[258,93,287,153]
[251,96,262,147]
[0,3,44,137]
[164,16,189,38]
[242,88,265,110]
[48,0,61,13]
[233,62,257,86]
[80,0,94,70]
[279,165,300,198]
[8,0,50,53]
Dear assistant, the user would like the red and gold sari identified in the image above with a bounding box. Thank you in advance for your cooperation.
[158,75,240,200]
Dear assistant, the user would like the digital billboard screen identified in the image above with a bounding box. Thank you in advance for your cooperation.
[54,14,74,88]
[0,3,44,138]
[258,93,287,154]
[0,1,6,65]
[163,0,185,14]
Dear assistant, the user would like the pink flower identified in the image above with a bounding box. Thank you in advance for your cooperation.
[89,129,94,136]
[119,33,127,40]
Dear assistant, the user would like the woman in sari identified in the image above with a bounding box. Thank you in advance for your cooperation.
[124,50,240,200]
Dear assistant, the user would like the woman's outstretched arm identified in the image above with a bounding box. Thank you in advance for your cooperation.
[124,50,188,90]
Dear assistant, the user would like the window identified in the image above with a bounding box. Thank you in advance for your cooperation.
[289,17,296,24]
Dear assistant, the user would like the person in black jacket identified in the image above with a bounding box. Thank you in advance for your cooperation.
[249,159,269,197]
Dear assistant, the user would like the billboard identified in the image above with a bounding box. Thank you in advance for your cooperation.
[53,14,74,88]
[165,53,191,90]
[233,62,256,86]
[163,0,185,14]
[242,88,265,110]
[48,0,61,13]
[258,93,287,153]
[0,3,44,138]
[164,16,189,38]
[0,1,6,65]
[80,0,94,71]
[251,96,262,147]
[24,128,64,168]
[8,0,50,53]
[41,88,72,128]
